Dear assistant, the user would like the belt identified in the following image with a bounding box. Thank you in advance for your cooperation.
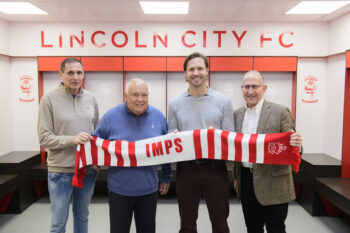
[242,167,254,173]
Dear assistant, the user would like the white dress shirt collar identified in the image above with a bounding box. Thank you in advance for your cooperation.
[244,97,264,115]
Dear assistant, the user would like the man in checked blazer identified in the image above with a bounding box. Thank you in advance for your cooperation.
[233,70,303,233]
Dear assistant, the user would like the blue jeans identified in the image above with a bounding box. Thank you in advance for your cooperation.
[48,168,98,233]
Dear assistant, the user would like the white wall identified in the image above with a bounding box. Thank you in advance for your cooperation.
[0,55,12,155]
[296,58,327,153]
[323,54,346,159]
[10,57,40,151]
[9,22,328,56]
[42,71,60,94]
[210,72,293,111]
[0,19,9,55]
[328,13,350,55]
[126,72,167,116]
[210,72,245,109]
[167,72,188,110]
[84,72,124,117]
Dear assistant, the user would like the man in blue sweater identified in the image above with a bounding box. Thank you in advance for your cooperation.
[93,78,171,233]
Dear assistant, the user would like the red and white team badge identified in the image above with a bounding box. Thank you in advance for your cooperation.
[19,75,35,102]
[268,142,287,155]
[302,75,318,103]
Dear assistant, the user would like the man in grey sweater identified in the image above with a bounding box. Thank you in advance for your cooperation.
[168,52,234,233]
[38,58,99,233]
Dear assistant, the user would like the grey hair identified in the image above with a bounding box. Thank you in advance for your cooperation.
[125,78,150,94]
[60,57,82,72]
[243,70,265,83]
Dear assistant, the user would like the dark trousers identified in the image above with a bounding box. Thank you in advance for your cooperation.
[109,191,158,233]
[241,167,288,233]
[176,161,230,233]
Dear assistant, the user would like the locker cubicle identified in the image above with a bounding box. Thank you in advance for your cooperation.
[38,56,297,119]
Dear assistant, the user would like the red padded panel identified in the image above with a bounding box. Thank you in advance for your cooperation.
[38,57,80,71]
[81,57,123,71]
[167,57,186,71]
[210,57,253,71]
[254,57,297,71]
[124,57,166,71]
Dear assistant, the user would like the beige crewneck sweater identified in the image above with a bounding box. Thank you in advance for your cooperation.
[38,83,99,173]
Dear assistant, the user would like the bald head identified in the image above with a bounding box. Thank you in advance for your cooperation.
[125,78,149,116]
[241,70,267,108]
[125,78,149,94]
[243,70,264,84]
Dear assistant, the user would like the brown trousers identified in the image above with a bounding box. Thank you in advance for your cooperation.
[176,161,230,233]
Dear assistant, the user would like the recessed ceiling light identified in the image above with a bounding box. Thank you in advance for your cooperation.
[286,1,350,14]
[139,1,189,14]
[0,2,48,15]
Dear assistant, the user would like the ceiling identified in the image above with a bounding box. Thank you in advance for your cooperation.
[1,0,350,23]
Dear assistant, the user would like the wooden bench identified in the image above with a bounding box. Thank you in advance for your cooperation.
[0,151,40,213]
[0,175,20,196]
[0,175,19,198]
[28,163,179,196]
[29,163,48,181]
[0,174,20,213]
[294,153,341,216]
[315,177,350,216]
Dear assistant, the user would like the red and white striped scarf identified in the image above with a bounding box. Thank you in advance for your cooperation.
[72,129,301,188]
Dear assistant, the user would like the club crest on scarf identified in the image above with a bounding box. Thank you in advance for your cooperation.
[268,142,287,155]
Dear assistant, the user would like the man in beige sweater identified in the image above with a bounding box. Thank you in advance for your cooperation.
[38,58,99,233]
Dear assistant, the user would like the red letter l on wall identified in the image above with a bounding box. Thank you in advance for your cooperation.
[41,31,53,48]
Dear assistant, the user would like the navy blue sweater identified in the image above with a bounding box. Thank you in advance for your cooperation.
[93,103,171,196]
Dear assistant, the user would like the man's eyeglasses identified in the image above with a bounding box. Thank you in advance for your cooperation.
[241,84,264,90]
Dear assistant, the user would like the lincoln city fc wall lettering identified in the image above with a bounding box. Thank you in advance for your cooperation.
[41,30,294,49]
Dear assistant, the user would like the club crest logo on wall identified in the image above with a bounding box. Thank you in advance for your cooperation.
[302,75,318,103]
[19,75,35,102]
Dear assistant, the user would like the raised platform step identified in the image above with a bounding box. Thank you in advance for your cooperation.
[0,151,40,213]
[315,177,350,216]
[0,175,19,198]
